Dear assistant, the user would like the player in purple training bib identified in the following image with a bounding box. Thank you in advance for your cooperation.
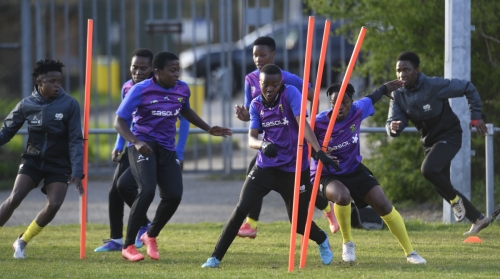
[115,51,232,262]
[234,36,338,239]
[311,82,426,264]
[201,64,341,269]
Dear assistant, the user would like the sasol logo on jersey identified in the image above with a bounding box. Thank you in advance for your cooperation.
[328,140,350,151]
[151,108,180,117]
[262,117,289,128]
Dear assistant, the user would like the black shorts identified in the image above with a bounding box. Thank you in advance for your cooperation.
[318,163,379,209]
[18,163,71,194]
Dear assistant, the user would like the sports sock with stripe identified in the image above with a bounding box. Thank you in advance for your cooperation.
[381,207,413,256]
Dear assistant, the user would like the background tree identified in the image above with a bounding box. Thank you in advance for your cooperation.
[306,0,500,207]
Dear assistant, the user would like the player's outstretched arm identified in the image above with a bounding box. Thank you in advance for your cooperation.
[300,116,341,172]
[181,108,232,137]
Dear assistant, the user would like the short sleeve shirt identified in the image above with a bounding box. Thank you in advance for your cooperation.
[116,77,191,151]
[249,85,309,172]
[310,97,374,178]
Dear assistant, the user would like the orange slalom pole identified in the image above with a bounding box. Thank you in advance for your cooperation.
[289,15,315,273]
[309,27,367,253]
[300,19,331,268]
[80,19,93,259]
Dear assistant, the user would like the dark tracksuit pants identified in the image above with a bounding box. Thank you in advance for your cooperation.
[108,148,150,239]
[212,166,327,261]
[124,141,183,248]
[421,142,481,222]
[245,154,329,221]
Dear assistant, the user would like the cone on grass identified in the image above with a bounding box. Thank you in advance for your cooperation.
[463,236,482,243]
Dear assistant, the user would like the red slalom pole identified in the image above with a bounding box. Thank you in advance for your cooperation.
[309,28,367,256]
[80,19,93,259]
[300,19,331,268]
[289,15,315,273]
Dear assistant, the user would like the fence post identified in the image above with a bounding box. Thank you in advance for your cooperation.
[485,123,494,217]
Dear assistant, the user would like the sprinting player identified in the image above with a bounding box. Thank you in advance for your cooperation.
[0,59,84,259]
[387,51,490,234]
[312,82,426,264]
[115,51,232,262]
[95,49,190,252]
[234,36,338,238]
[201,64,341,268]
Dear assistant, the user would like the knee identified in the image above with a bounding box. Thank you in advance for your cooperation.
[421,165,438,179]
[47,200,64,212]
[326,187,351,206]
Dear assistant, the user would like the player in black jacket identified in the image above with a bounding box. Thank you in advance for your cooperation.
[0,59,84,259]
[386,51,490,235]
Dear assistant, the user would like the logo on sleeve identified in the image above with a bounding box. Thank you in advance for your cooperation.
[55,113,63,120]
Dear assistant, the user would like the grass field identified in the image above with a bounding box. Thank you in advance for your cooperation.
[0,220,498,278]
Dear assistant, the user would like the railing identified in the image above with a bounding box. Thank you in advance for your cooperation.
[15,125,497,216]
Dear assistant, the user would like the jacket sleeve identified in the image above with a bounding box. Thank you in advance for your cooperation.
[0,100,26,146]
[432,77,483,120]
[386,91,409,137]
[67,99,84,178]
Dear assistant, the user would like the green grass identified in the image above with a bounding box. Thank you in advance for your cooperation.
[0,220,499,278]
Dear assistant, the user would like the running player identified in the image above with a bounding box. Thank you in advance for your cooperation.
[94,49,190,252]
[0,59,84,259]
[115,51,232,262]
[234,36,338,238]
[312,82,426,264]
[387,51,490,234]
[202,64,340,268]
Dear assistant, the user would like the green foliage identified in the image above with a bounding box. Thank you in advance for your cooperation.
[0,222,499,278]
[306,0,500,203]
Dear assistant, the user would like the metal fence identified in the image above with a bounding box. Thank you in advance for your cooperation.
[5,0,358,175]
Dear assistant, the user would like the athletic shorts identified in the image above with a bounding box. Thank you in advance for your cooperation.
[18,163,71,194]
[318,163,379,209]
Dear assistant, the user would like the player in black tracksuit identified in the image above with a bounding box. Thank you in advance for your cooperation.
[386,51,490,235]
[0,59,84,259]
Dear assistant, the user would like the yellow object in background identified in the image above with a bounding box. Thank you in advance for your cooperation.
[178,76,205,128]
[94,56,120,97]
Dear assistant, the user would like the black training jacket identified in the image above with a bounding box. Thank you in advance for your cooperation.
[0,87,84,178]
[385,72,483,147]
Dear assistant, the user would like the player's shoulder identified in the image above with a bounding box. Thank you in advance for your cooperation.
[246,70,259,79]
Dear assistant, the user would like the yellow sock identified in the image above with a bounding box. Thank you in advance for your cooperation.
[22,220,44,243]
[450,195,460,204]
[323,202,331,213]
[246,217,258,229]
[381,207,413,256]
[334,203,353,243]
